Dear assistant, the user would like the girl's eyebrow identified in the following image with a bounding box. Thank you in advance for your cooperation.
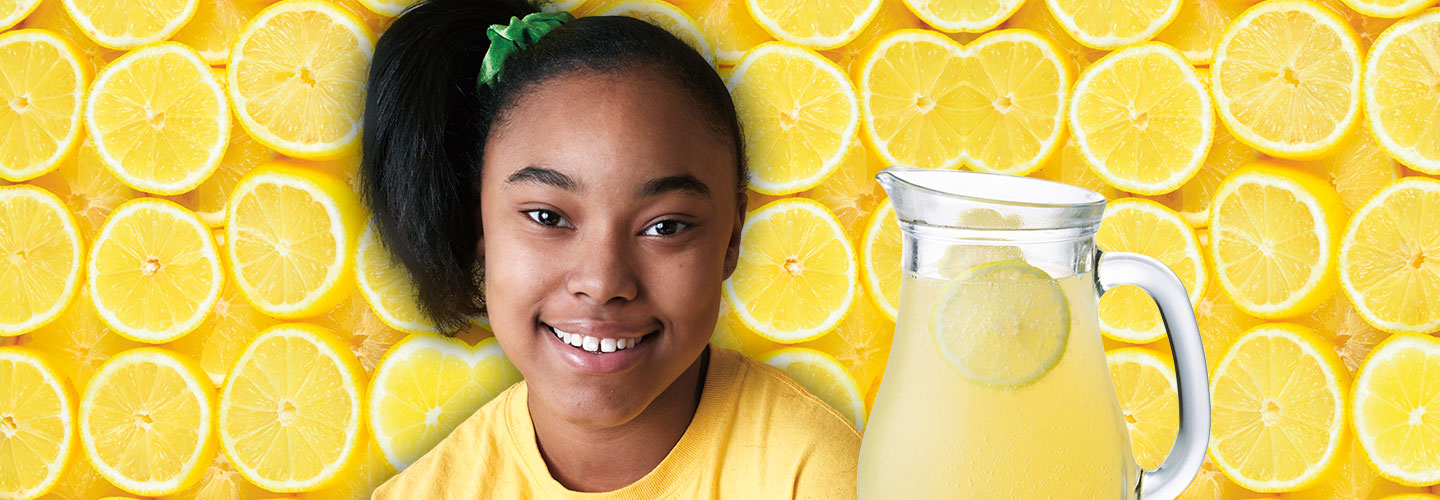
[506,166,578,191]
[638,174,710,199]
[506,166,711,199]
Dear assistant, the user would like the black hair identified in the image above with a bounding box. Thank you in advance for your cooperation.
[360,0,747,333]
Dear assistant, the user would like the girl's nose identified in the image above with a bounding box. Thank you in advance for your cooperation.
[565,231,640,305]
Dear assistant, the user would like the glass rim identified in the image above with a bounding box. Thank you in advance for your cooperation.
[877,166,1109,211]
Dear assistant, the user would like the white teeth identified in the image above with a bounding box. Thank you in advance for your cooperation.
[550,325,647,353]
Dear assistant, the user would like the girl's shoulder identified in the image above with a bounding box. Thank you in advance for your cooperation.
[702,347,861,498]
[718,346,862,441]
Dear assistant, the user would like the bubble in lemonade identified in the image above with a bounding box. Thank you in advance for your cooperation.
[859,260,1138,498]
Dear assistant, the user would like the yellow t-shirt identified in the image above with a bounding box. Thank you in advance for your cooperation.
[371,346,860,499]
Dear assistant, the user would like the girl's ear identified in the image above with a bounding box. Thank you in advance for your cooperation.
[722,195,746,280]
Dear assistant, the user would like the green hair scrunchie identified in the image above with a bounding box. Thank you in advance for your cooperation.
[478,11,574,91]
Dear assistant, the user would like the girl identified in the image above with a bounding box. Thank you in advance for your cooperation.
[362,0,860,497]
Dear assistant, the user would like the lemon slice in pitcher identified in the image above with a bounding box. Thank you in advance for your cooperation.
[930,260,1069,388]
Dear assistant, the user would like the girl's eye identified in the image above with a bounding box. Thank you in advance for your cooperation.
[524,209,570,228]
[644,220,689,237]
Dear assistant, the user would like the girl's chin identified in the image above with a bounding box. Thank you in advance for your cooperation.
[535,383,657,429]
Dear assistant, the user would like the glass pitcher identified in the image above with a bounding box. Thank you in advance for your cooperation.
[858,167,1210,499]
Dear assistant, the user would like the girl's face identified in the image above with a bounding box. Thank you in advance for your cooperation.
[479,70,743,428]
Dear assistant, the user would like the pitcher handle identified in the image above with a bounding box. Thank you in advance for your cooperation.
[1096,250,1210,500]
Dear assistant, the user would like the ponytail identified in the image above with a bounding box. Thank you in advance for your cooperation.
[360,0,538,332]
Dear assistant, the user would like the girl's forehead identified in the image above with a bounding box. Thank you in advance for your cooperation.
[485,71,734,188]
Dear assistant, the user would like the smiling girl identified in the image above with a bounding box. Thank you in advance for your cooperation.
[363,0,860,497]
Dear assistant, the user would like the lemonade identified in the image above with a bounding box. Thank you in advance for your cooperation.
[859,269,1139,498]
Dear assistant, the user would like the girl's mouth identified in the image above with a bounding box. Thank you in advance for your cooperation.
[541,322,660,374]
[544,323,654,354]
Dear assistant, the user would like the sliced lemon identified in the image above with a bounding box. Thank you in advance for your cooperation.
[1339,178,1440,333]
[1291,436,1429,500]
[1301,121,1402,214]
[369,334,522,470]
[1045,0,1181,49]
[797,295,895,395]
[1298,294,1394,374]
[1096,198,1205,344]
[1209,323,1348,492]
[35,454,126,500]
[728,42,858,194]
[0,0,39,30]
[900,0,1022,33]
[225,163,363,319]
[1105,347,1178,470]
[1352,333,1440,486]
[724,198,857,343]
[709,296,782,358]
[1339,0,1433,18]
[219,323,364,492]
[592,0,714,64]
[801,142,887,234]
[680,0,772,66]
[1070,43,1214,195]
[313,292,409,374]
[170,125,279,228]
[331,0,391,33]
[1153,0,1249,64]
[228,0,374,159]
[29,140,138,239]
[856,29,1070,175]
[61,0,197,49]
[1209,161,1346,318]
[164,453,274,500]
[355,0,416,17]
[1029,136,1127,201]
[1176,458,1256,500]
[20,284,142,388]
[0,29,85,183]
[304,436,397,500]
[166,250,280,385]
[86,42,230,195]
[756,347,867,430]
[171,0,264,65]
[863,370,882,417]
[1148,126,1261,226]
[0,347,77,500]
[88,198,223,343]
[1192,246,1264,375]
[15,1,121,76]
[818,0,925,73]
[860,201,900,322]
[1364,9,1440,174]
[930,260,1069,388]
[1212,0,1363,159]
[1000,0,1107,72]
[80,347,216,496]
[357,222,438,335]
[0,185,82,337]
[1315,0,1400,48]
[744,0,878,49]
